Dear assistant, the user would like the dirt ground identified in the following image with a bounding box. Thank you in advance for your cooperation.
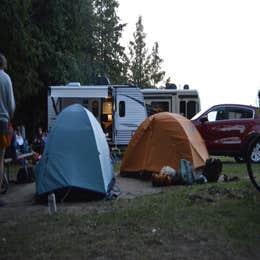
[0,175,164,222]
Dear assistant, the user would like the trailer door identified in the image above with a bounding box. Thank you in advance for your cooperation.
[113,87,147,145]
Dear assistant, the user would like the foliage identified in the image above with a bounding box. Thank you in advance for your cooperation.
[0,0,126,137]
[149,42,166,86]
[0,1,43,133]
[0,2,166,136]
[127,16,150,87]
[127,16,165,88]
[93,0,127,84]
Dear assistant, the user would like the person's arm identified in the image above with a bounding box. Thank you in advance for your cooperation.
[6,75,15,119]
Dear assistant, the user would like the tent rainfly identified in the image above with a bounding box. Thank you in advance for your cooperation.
[35,104,114,199]
[120,112,209,176]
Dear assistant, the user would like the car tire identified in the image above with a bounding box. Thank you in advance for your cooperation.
[250,140,260,163]
[247,136,260,192]
[234,156,245,163]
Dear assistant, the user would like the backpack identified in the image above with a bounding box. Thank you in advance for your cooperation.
[203,158,222,182]
[180,159,194,185]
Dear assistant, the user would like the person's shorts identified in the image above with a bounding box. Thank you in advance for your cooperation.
[0,121,13,149]
[0,134,12,149]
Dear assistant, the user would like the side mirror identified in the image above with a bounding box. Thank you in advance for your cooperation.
[199,115,208,123]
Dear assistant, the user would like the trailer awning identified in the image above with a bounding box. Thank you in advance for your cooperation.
[50,85,110,98]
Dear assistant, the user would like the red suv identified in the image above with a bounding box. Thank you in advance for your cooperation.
[191,104,260,162]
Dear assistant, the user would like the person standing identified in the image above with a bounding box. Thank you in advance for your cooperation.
[32,127,46,154]
[0,53,15,206]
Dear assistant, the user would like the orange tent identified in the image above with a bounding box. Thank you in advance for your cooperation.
[120,112,209,175]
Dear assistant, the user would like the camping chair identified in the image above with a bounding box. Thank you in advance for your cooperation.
[4,132,35,184]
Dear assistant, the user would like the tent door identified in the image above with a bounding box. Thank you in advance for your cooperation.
[101,98,113,142]
[88,99,101,122]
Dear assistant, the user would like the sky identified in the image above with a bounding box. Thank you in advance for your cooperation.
[117,0,260,110]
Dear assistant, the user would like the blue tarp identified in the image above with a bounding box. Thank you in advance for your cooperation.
[35,104,114,197]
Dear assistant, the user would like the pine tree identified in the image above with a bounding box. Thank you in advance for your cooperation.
[128,16,151,88]
[149,42,165,86]
[93,0,127,84]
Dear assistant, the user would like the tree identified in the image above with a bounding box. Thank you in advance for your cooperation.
[127,16,151,88]
[0,0,43,132]
[0,0,97,134]
[31,0,95,85]
[93,0,127,84]
[0,0,41,98]
[0,1,167,137]
[127,16,166,88]
[149,42,165,86]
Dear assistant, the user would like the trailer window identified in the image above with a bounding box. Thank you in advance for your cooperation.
[119,101,125,117]
[150,101,169,114]
[187,101,197,119]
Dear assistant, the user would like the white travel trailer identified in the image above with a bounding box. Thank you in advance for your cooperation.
[48,83,147,146]
[141,87,201,119]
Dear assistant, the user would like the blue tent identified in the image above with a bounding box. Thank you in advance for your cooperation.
[35,104,114,199]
